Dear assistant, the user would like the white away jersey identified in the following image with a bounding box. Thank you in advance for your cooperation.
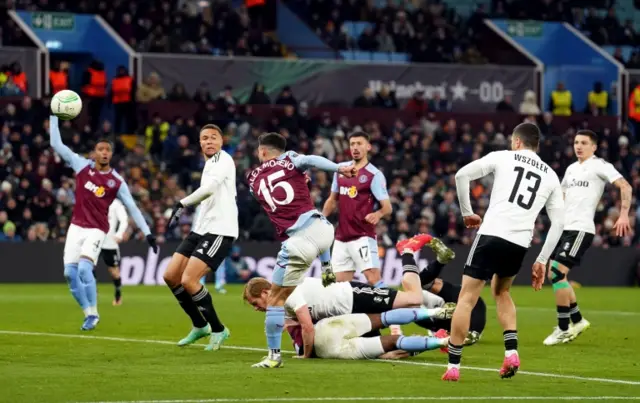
[561,156,622,233]
[284,278,353,322]
[102,199,128,250]
[192,150,239,238]
[456,150,564,248]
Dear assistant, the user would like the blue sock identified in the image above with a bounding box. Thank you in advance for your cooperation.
[319,249,331,265]
[374,280,385,288]
[381,308,430,327]
[64,263,89,310]
[78,258,97,314]
[215,265,225,288]
[265,306,285,355]
[396,335,443,352]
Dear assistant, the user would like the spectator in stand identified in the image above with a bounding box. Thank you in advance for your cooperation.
[248,83,271,105]
[585,81,610,116]
[137,72,166,104]
[358,26,379,52]
[193,82,214,104]
[405,89,428,115]
[519,90,541,116]
[275,86,298,107]
[0,221,21,242]
[428,92,452,112]
[496,94,515,113]
[145,114,170,162]
[109,65,136,134]
[168,83,191,102]
[352,88,377,108]
[376,85,398,109]
[216,85,239,111]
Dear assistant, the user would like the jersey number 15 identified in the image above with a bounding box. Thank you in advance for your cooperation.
[508,166,541,210]
[258,170,295,212]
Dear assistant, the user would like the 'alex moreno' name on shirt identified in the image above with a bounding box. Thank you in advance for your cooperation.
[248,158,296,188]
[514,153,548,173]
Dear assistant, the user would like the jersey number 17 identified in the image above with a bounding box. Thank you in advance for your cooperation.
[258,170,295,212]
[508,166,541,210]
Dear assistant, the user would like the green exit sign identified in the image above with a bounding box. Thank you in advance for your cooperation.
[31,12,75,31]
[506,20,542,37]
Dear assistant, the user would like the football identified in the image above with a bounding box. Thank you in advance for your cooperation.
[51,90,82,120]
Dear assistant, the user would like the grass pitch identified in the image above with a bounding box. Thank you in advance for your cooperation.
[1,284,639,403]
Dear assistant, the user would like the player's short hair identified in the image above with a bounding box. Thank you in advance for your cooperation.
[95,138,114,149]
[242,277,272,302]
[512,122,541,149]
[258,132,286,151]
[348,130,370,142]
[575,129,598,144]
[200,124,222,135]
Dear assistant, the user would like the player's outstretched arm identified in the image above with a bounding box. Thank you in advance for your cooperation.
[114,201,129,241]
[612,177,633,237]
[295,305,315,358]
[289,153,356,177]
[533,186,565,290]
[48,115,90,173]
[455,153,496,227]
[366,171,392,225]
[116,182,157,252]
[322,175,339,216]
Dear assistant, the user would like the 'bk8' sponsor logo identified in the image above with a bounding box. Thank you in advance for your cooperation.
[85,180,106,197]
[339,185,358,198]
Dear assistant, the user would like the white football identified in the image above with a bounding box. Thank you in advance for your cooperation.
[51,90,83,120]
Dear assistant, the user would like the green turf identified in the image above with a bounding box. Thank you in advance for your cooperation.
[1,284,639,403]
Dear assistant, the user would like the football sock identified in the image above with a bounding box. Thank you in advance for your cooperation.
[319,249,331,266]
[215,266,225,288]
[557,306,570,331]
[171,285,208,328]
[191,286,225,332]
[78,258,98,316]
[396,335,443,352]
[381,308,432,327]
[504,330,518,355]
[569,302,583,323]
[64,263,90,312]
[265,306,285,359]
[447,341,463,367]
[419,259,446,286]
[113,277,122,300]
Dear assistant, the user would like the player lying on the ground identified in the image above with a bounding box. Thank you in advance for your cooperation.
[288,311,449,360]
[398,234,487,346]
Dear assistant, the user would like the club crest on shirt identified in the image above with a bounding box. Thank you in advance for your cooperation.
[358,174,368,184]
[107,179,116,188]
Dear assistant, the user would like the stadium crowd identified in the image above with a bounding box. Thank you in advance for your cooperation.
[0,90,638,248]
[0,0,284,57]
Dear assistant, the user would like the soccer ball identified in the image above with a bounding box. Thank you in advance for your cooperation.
[51,90,83,120]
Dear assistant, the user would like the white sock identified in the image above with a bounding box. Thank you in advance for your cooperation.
[505,349,518,358]
[447,363,460,370]
[83,308,91,317]
[91,306,99,316]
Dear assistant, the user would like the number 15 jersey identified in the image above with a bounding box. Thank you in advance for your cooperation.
[467,150,563,248]
[247,151,316,241]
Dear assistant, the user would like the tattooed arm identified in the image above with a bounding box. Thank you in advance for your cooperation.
[613,177,633,237]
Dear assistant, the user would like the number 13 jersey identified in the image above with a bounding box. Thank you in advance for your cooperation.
[247,151,316,241]
[471,150,563,248]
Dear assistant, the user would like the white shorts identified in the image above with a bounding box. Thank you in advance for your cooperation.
[63,223,107,265]
[332,236,380,273]
[101,234,119,250]
[314,313,385,360]
[274,217,334,287]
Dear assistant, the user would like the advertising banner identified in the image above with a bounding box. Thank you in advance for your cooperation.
[140,55,536,113]
[0,47,40,97]
[1,242,637,287]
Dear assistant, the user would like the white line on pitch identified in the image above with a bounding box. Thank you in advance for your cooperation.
[80,397,640,403]
[1,330,639,387]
